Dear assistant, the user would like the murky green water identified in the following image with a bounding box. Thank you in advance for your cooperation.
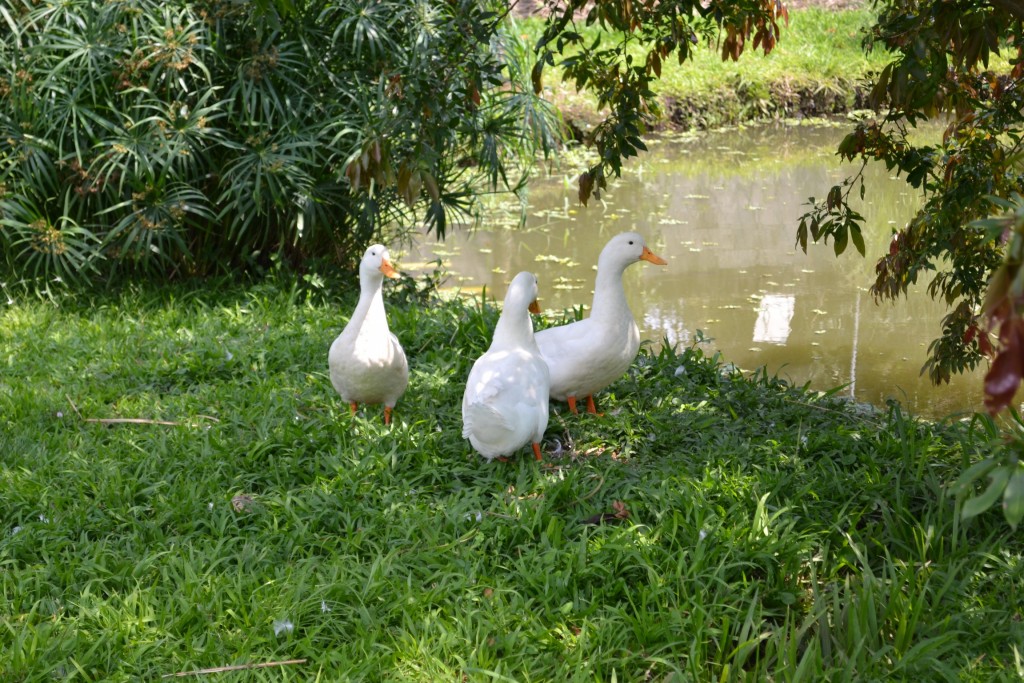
[400,122,984,419]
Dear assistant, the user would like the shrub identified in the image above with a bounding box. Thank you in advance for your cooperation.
[0,0,560,281]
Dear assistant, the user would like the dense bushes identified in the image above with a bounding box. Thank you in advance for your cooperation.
[0,0,560,281]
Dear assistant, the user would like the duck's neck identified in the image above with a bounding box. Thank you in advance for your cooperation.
[589,262,633,323]
[491,308,537,352]
[350,278,388,336]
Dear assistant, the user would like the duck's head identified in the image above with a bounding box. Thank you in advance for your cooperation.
[505,271,541,315]
[360,244,399,281]
[599,232,668,272]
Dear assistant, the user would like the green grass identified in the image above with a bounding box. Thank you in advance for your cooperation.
[1,272,1022,681]
[517,8,893,129]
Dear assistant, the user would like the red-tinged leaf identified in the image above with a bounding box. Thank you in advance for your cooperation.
[964,324,977,345]
[979,332,994,357]
[983,266,1011,316]
[578,171,594,206]
[984,332,1024,414]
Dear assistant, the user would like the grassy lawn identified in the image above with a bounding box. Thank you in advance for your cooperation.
[1,273,1022,681]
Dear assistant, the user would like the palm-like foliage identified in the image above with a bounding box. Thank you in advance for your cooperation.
[0,0,560,280]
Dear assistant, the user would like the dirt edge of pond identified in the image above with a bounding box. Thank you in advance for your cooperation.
[557,78,874,141]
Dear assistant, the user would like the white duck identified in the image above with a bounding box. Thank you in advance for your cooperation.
[535,232,667,415]
[462,271,550,461]
[329,245,409,425]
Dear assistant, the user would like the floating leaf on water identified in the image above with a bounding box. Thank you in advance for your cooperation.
[800,269,815,274]
[683,194,710,200]
[478,248,492,254]
[491,267,506,275]
[749,347,762,352]
[535,254,579,267]
[812,309,827,315]
[398,261,439,271]
[814,330,827,335]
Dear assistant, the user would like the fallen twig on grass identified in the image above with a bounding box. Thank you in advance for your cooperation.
[161,659,307,678]
[64,394,220,426]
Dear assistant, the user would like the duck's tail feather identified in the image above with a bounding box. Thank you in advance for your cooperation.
[462,401,515,447]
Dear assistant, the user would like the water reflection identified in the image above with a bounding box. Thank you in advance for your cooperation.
[400,122,985,419]
[753,294,796,345]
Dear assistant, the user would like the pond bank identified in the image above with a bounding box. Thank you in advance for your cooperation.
[517,6,886,135]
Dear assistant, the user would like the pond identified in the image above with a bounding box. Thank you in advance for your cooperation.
[399,121,985,420]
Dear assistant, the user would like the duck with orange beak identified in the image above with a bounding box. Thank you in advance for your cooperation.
[462,271,550,461]
[535,232,667,415]
[329,245,409,425]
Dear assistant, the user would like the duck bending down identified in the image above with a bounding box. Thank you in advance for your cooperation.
[329,245,409,425]
[535,232,667,415]
[462,272,550,461]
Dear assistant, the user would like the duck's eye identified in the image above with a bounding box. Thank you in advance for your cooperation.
[628,240,634,245]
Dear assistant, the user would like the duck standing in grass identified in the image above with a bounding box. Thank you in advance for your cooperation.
[462,271,549,461]
[329,245,409,425]
[536,232,667,415]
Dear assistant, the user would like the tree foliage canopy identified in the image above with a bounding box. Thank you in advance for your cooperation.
[793,0,1024,404]
[532,0,789,205]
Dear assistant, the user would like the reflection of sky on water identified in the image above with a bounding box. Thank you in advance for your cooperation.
[401,123,986,419]
[753,294,795,345]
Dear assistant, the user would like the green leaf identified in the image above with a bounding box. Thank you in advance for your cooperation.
[833,225,848,257]
[949,457,997,497]
[850,225,866,257]
[961,466,1012,520]
[1002,467,1024,529]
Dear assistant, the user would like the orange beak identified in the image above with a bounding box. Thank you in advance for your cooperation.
[640,245,667,265]
[380,258,399,279]
[528,299,541,315]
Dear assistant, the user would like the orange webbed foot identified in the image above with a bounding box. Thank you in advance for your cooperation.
[585,395,604,416]
[567,396,579,415]
[384,406,393,425]
[532,442,543,461]
[349,402,358,416]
